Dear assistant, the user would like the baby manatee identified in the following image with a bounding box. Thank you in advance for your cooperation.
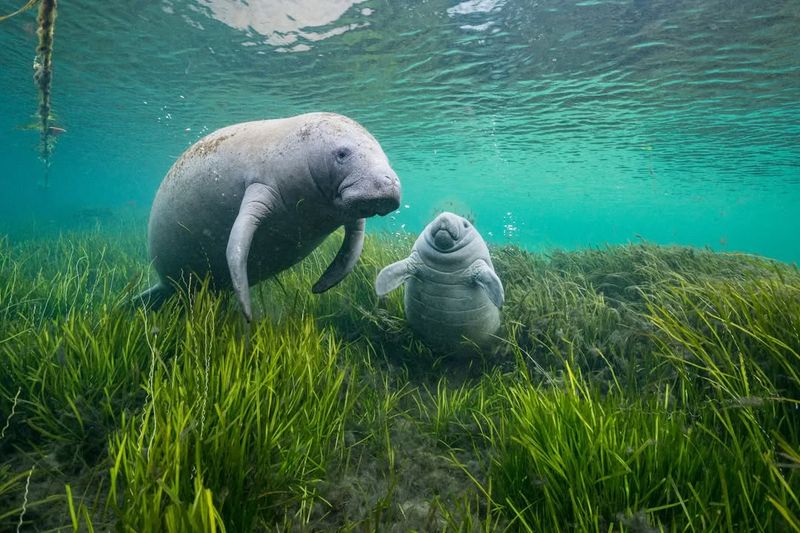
[375,212,504,352]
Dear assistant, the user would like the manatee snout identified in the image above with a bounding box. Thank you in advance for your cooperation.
[363,194,400,217]
[429,213,464,250]
[434,229,457,250]
[338,170,401,218]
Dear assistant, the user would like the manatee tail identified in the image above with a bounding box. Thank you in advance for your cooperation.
[132,281,174,310]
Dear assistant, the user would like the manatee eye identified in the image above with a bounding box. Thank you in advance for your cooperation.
[463,220,470,228]
[335,147,352,163]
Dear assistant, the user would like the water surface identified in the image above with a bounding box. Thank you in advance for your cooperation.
[1,0,798,261]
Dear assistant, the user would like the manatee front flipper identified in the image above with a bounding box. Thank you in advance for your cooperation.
[467,259,505,308]
[312,218,366,293]
[226,183,278,322]
[132,281,174,310]
[375,252,420,296]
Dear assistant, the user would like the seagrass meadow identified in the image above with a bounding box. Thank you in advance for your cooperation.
[0,219,798,532]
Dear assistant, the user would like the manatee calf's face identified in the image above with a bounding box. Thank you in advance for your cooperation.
[310,117,400,219]
[424,212,477,253]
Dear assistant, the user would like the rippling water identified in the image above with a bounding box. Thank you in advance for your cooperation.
[1,0,798,260]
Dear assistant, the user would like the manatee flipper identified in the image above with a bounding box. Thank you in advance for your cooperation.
[226,183,278,322]
[132,281,174,309]
[468,259,505,308]
[312,218,366,293]
[375,253,419,296]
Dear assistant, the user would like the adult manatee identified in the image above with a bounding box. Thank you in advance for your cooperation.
[138,112,401,320]
[375,212,504,351]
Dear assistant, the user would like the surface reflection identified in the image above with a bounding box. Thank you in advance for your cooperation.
[196,0,370,50]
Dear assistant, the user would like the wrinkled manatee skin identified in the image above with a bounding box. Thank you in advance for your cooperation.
[141,112,401,319]
[375,212,504,353]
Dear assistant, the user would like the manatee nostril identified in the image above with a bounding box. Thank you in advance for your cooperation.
[438,218,459,240]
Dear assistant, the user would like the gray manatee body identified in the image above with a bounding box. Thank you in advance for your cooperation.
[375,212,504,351]
[139,112,401,320]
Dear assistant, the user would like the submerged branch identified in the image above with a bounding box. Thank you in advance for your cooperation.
[33,0,57,185]
[0,0,38,22]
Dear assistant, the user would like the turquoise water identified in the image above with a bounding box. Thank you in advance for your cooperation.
[1,0,798,262]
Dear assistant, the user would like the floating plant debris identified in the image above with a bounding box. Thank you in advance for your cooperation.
[0,0,38,22]
[0,0,62,185]
[33,0,58,186]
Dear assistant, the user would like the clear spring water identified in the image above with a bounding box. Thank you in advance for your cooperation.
[1,0,798,262]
